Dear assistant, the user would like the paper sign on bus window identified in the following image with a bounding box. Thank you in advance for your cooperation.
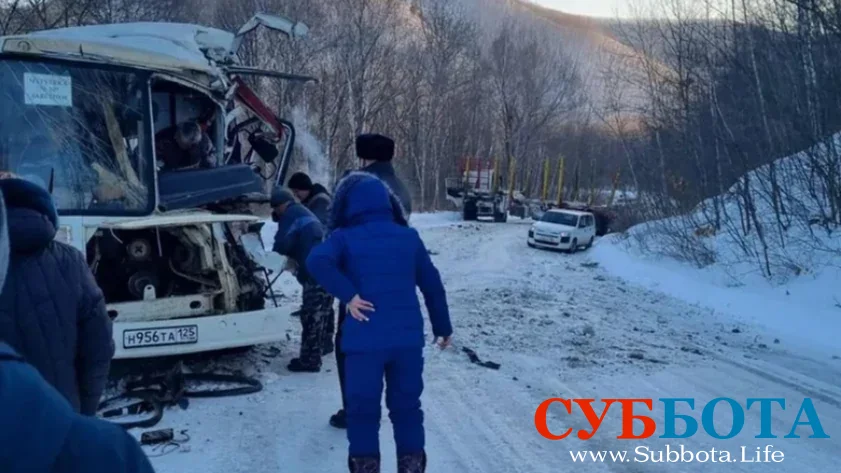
[24,73,72,107]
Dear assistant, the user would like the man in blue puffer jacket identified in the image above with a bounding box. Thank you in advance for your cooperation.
[307,172,452,473]
[271,187,334,372]
[0,188,154,473]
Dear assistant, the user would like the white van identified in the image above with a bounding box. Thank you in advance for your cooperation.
[527,209,596,253]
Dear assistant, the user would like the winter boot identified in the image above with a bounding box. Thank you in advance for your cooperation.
[330,409,347,429]
[348,456,380,473]
[397,451,427,473]
[287,358,320,373]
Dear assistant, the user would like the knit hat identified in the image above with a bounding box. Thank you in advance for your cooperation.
[270,187,296,207]
[356,134,394,162]
[0,177,58,228]
[287,172,313,191]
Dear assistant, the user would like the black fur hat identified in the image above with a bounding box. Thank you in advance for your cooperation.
[355,134,394,162]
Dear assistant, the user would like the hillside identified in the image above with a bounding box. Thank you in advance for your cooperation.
[512,1,667,130]
[592,132,841,353]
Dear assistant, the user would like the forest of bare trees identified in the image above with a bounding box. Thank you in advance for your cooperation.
[603,0,841,280]
[1,0,596,210]
[4,0,841,279]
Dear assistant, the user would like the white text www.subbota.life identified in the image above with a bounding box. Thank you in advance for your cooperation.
[570,451,629,463]
[570,446,786,463]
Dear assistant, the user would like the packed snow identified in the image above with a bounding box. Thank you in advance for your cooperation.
[591,238,841,358]
[593,136,841,358]
[120,215,841,473]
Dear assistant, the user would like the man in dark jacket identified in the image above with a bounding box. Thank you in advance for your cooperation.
[356,134,412,217]
[271,187,334,372]
[329,133,414,429]
[287,171,335,353]
[288,171,332,226]
[155,121,216,171]
[0,176,114,415]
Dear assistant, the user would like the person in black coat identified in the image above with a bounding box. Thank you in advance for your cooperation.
[356,134,412,217]
[0,176,114,415]
[287,172,332,226]
[329,133,414,429]
[0,184,153,473]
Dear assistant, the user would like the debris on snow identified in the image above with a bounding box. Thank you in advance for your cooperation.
[681,347,704,356]
[462,347,501,370]
[629,351,645,360]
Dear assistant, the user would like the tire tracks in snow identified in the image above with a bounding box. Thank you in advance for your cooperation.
[422,221,841,471]
[423,359,557,473]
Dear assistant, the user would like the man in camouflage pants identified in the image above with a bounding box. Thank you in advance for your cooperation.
[287,171,335,355]
[270,187,334,372]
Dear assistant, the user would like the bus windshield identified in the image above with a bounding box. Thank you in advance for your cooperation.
[0,58,153,215]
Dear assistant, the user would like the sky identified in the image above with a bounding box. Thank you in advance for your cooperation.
[532,0,634,18]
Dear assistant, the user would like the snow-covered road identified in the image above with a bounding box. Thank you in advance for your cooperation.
[145,218,841,472]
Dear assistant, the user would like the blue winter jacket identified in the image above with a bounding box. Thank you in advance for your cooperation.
[360,161,413,218]
[0,178,114,415]
[272,202,324,284]
[0,343,156,473]
[307,172,451,352]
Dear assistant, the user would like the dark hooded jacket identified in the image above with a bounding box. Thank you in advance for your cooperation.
[302,183,332,227]
[0,178,114,415]
[0,343,155,473]
[307,172,450,353]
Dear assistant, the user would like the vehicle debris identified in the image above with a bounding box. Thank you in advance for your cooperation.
[98,364,262,429]
[461,347,501,370]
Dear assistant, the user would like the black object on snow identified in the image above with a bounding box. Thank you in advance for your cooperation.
[462,347,501,370]
[330,409,347,429]
[98,366,263,429]
[140,428,174,446]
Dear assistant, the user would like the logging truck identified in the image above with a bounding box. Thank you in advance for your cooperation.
[445,158,511,222]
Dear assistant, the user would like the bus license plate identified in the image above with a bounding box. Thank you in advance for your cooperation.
[123,325,198,349]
